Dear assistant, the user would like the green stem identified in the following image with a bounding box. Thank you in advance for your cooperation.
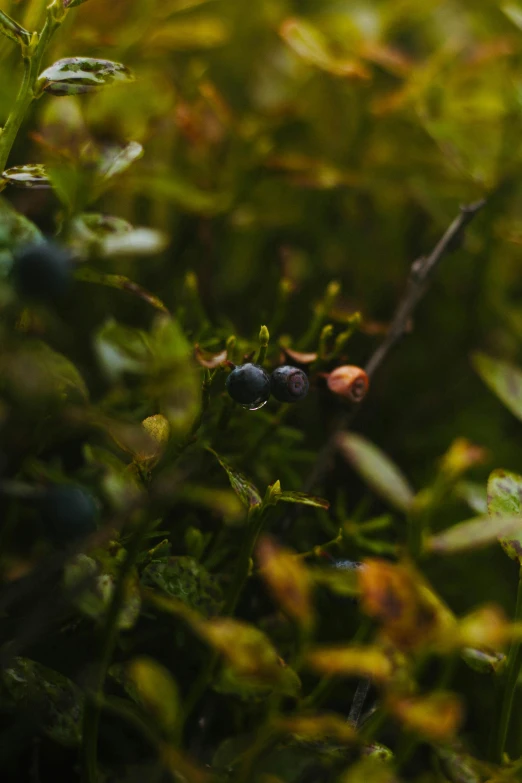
[494,565,522,764]
[182,506,265,724]
[0,3,64,173]
[223,506,264,616]
[81,517,152,783]
[0,53,32,172]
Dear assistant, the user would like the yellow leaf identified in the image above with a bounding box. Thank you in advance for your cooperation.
[126,656,179,737]
[306,644,394,682]
[135,414,170,466]
[275,712,357,743]
[256,535,313,627]
[388,691,463,741]
[279,17,370,80]
[358,558,457,651]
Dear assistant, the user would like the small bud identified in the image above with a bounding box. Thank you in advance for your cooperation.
[257,325,270,365]
[185,526,205,560]
[326,280,341,302]
[279,277,293,296]
[259,324,269,346]
[319,324,334,358]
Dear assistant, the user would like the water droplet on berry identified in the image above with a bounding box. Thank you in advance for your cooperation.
[241,398,268,411]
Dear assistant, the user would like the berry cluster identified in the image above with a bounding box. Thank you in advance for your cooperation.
[226,363,309,409]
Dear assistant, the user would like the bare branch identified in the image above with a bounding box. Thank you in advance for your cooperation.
[290,199,487,504]
[365,199,486,378]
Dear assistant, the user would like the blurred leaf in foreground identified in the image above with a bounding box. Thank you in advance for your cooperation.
[337,433,414,513]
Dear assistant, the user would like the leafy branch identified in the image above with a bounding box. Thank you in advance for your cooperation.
[0,1,68,173]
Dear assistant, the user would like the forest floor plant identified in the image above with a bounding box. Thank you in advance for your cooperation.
[3,3,522,783]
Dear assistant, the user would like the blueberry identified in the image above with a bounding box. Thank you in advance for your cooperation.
[225,363,271,409]
[10,240,73,302]
[270,365,309,403]
[39,485,98,546]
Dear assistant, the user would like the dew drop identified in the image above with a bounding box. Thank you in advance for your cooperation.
[241,400,268,411]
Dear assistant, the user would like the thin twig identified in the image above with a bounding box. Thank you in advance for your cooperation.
[299,199,486,498]
[364,199,486,378]
[347,677,371,727]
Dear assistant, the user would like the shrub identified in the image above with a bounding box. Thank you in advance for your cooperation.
[1,2,522,782]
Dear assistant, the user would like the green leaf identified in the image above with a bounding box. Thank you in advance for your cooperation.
[125,657,179,739]
[461,647,506,675]
[93,319,150,380]
[502,4,522,31]
[144,16,229,49]
[127,174,231,215]
[436,745,482,783]
[174,484,245,524]
[64,0,91,9]
[339,758,397,783]
[38,57,134,96]
[472,352,522,422]
[141,555,223,616]
[487,468,522,561]
[63,552,142,629]
[273,490,330,510]
[96,141,143,184]
[147,316,200,439]
[214,661,301,701]
[0,197,43,248]
[309,565,360,597]
[83,445,145,511]
[208,448,262,508]
[337,432,414,513]
[99,227,168,257]
[0,10,31,45]
[2,164,51,189]
[2,657,84,746]
[70,213,168,257]
[200,617,297,692]
[72,213,133,239]
[427,514,522,554]
[74,267,169,313]
[279,17,370,80]
[0,340,88,409]
[455,481,488,515]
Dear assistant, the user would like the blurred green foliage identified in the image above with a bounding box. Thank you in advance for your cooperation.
[3,0,522,781]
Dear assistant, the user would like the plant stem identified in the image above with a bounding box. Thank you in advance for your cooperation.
[0,52,32,173]
[81,517,152,783]
[282,200,487,536]
[494,565,522,763]
[0,2,64,173]
[223,506,264,615]
[181,506,265,724]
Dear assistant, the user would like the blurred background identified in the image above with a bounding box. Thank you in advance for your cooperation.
[4,0,522,770]
[2,0,522,598]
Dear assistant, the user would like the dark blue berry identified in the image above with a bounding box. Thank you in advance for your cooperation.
[270,365,309,403]
[39,485,98,546]
[10,240,73,302]
[225,363,271,409]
